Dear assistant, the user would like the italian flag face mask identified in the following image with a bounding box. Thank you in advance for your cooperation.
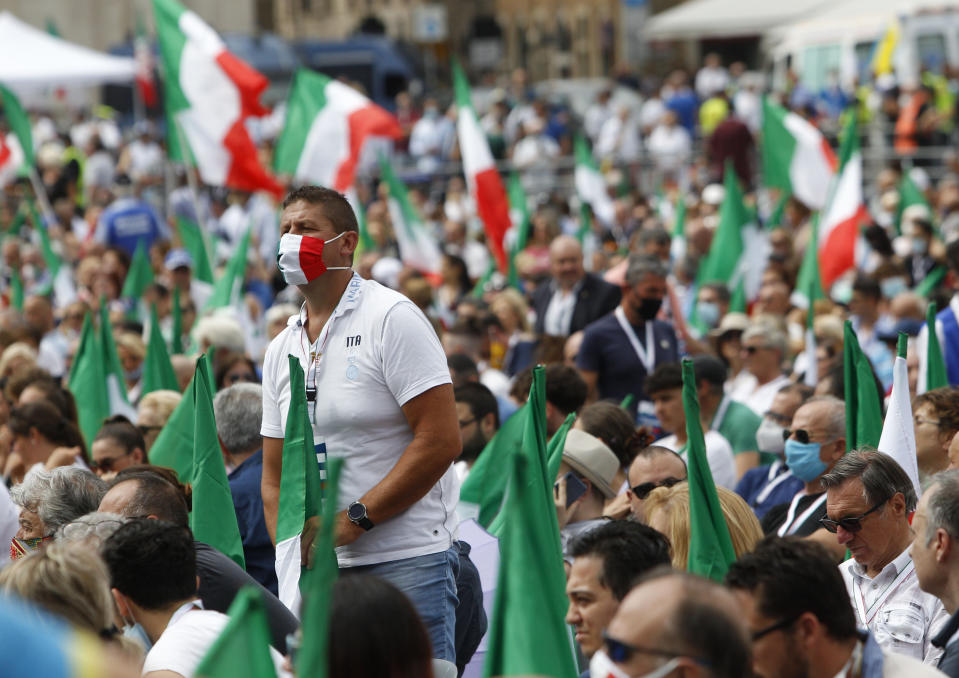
[277,232,350,285]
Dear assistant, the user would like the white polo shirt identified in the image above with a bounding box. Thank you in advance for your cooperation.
[261,274,456,567]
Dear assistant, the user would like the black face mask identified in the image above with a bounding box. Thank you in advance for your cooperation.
[636,296,663,321]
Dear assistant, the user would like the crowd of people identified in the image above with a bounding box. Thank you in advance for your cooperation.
[3,48,959,678]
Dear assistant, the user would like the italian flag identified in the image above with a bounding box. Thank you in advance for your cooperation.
[818,112,869,292]
[574,133,615,226]
[274,68,401,192]
[878,335,921,497]
[379,158,443,277]
[453,61,510,272]
[0,84,32,185]
[275,356,324,615]
[277,234,326,285]
[761,98,837,210]
[152,0,282,197]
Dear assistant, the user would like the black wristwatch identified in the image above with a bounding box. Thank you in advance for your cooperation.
[347,501,374,531]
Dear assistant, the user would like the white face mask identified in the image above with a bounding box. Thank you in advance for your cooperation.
[589,649,681,678]
[756,417,786,456]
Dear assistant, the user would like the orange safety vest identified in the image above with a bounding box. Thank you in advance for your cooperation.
[895,93,923,154]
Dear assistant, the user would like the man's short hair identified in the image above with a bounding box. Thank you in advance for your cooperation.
[820,448,918,512]
[801,395,847,442]
[741,323,787,356]
[726,536,858,640]
[852,274,881,301]
[778,382,814,401]
[454,382,499,430]
[692,355,727,392]
[645,362,683,397]
[639,571,751,678]
[107,470,190,528]
[213,383,263,455]
[926,469,959,542]
[447,353,480,383]
[569,521,670,600]
[545,365,587,416]
[624,253,668,286]
[914,386,959,436]
[282,186,358,234]
[631,445,687,472]
[102,518,196,610]
[637,227,670,248]
[700,281,731,305]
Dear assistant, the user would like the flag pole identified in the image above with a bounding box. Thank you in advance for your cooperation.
[172,117,209,241]
[27,167,56,224]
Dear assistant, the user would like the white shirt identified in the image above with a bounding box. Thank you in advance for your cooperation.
[143,602,285,677]
[657,431,737,489]
[260,274,456,567]
[840,547,949,665]
[647,124,692,171]
[542,283,580,337]
[729,373,793,417]
[695,66,729,99]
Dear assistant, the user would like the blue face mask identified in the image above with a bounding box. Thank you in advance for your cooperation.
[784,438,827,482]
[697,301,720,329]
[122,618,153,652]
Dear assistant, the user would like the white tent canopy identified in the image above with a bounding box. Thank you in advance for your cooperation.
[0,11,135,89]
[646,0,834,40]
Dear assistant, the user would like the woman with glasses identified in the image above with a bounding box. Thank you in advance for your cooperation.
[214,351,260,391]
[90,416,147,481]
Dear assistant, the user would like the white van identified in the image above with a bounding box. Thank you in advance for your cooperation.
[767,0,959,93]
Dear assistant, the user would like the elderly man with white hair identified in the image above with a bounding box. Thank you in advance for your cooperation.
[728,321,792,416]
[213,382,276,595]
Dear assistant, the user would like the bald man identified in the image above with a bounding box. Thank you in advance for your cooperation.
[532,235,621,337]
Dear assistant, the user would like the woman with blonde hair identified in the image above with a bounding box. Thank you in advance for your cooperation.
[0,540,117,638]
[643,482,763,569]
[490,288,537,377]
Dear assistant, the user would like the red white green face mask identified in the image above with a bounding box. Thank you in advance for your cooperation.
[277,232,350,285]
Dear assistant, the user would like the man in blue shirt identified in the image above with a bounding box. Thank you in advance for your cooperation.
[213,382,277,595]
[94,174,170,257]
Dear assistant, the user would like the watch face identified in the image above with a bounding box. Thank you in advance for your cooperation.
[348,502,365,521]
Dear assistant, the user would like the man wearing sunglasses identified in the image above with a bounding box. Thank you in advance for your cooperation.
[593,570,750,678]
[726,536,942,678]
[821,449,948,663]
[761,397,846,543]
[625,446,687,522]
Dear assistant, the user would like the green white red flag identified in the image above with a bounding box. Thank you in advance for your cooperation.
[274,68,401,192]
[761,98,836,210]
[152,0,282,197]
[453,61,511,272]
[379,158,443,276]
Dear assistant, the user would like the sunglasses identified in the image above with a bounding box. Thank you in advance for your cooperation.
[602,632,682,664]
[819,496,889,534]
[782,429,813,444]
[631,476,683,500]
[751,615,799,641]
[743,345,768,354]
[90,453,131,473]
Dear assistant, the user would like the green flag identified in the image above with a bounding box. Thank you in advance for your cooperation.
[275,356,325,608]
[190,354,245,568]
[483,366,578,678]
[794,214,825,309]
[681,359,737,581]
[460,399,532,528]
[142,304,179,395]
[896,171,933,235]
[470,258,496,299]
[296,457,343,678]
[68,313,109,449]
[767,191,790,229]
[176,216,215,284]
[171,286,185,355]
[0,84,34,169]
[620,393,636,411]
[68,305,134,449]
[194,587,278,678]
[10,268,23,311]
[843,321,884,450]
[915,266,947,298]
[506,171,531,289]
[353,198,375,256]
[149,365,199,480]
[121,240,154,300]
[26,198,60,278]
[545,413,576,496]
[45,18,61,37]
[926,302,949,391]
[205,226,251,311]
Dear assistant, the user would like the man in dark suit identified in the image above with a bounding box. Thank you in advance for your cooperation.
[532,235,620,337]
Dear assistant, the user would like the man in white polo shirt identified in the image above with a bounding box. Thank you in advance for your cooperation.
[260,186,462,662]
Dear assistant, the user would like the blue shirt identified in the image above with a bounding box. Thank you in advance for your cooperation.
[735,461,804,520]
[228,450,278,596]
[95,197,169,257]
